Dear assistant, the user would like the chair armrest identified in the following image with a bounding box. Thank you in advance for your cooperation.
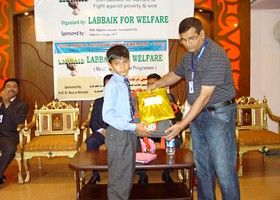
[17,123,25,132]
[81,118,90,130]
[265,104,280,133]
[23,114,37,143]
[24,120,36,131]
[73,119,79,131]
[17,122,26,148]
[265,104,280,122]
[81,118,91,143]
[72,118,80,143]
[81,101,94,143]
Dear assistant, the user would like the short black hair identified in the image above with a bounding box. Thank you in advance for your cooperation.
[4,78,20,87]
[179,17,203,34]
[103,74,113,86]
[106,45,130,63]
[147,73,161,80]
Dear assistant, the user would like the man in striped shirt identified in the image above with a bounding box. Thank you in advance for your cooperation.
[148,17,240,200]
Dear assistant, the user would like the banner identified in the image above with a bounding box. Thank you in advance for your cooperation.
[35,0,194,41]
[53,40,169,100]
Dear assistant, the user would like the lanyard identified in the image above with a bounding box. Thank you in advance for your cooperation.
[191,39,208,80]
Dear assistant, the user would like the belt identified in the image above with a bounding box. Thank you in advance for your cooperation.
[203,98,235,112]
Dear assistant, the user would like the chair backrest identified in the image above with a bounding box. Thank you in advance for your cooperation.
[236,96,267,131]
[33,100,79,141]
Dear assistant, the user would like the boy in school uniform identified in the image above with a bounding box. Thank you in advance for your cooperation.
[102,45,151,200]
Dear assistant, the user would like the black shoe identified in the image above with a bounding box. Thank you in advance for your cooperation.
[138,176,149,184]
[87,175,101,184]
[162,173,174,183]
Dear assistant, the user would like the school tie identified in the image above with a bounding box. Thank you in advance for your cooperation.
[124,78,135,122]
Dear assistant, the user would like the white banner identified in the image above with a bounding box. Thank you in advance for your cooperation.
[35,0,194,41]
[53,40,169,101]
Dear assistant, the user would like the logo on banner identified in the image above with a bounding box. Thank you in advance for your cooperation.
[60,0,88,15]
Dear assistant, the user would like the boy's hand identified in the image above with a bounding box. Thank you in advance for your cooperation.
[136,122,152,137]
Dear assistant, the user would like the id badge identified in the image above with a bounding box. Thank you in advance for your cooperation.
[189,81,194,94]
[0,115,3,123]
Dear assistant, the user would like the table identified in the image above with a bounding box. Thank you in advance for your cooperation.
[69,148,195,200]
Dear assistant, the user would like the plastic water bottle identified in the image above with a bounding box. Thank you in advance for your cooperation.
[166,138,175,156]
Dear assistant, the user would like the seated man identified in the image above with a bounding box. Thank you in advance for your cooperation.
[85,74,113,184]
[136,73,183,184]
[0,78,29,187]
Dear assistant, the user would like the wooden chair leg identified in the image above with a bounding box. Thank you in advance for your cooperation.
[23,157,31,183]
[15,157,23,184]
[238,152,246,177]
[38,157,42,169]
[73,171,85,182]
[178,169,183,181]
[178,169,188,181]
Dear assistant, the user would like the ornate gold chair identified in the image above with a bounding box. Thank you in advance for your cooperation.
[236,96,280,176]
[21,100,80,183]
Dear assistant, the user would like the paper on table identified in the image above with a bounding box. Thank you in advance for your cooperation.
[136,152,157,164]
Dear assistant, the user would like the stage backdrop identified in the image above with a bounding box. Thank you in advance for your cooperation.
[53,40,169,100]
[37,0,194,101]
[35,0,194,41]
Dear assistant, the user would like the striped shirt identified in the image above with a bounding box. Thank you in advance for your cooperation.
[174,36,236,105]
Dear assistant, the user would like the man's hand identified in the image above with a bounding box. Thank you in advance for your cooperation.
[1,89,11,107]
[136,122,152,137]
[147,82,158,93]
[164,123,184,141]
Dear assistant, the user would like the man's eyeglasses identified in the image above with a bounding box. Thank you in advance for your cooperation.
[179,34,199,44]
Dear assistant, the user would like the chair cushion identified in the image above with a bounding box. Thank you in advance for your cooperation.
[24,135,77,151]
[239,130,280,146]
